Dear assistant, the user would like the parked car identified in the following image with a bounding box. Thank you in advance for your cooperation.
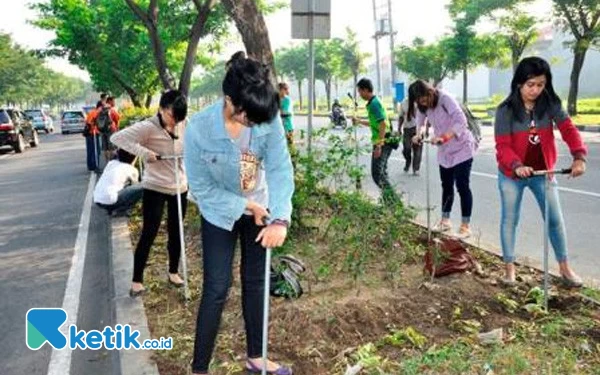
[61,110,86,134]
[0,108,39,153]
[24,109,54,133]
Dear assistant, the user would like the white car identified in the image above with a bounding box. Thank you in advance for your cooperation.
[61,110,86,134]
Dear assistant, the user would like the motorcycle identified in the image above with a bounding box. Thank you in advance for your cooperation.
[329,106,348,129]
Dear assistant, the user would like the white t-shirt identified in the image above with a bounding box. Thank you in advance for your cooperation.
[93,160,139,205]
[399,99,417,129]
[234,127,268,215]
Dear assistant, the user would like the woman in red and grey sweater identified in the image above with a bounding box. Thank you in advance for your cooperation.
[494,57,587,287]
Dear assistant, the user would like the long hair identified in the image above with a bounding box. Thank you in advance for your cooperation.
[407,80,437,121]
[500,56,561,122]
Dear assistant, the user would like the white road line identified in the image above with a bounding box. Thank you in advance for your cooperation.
[471,171,600,198]
[47,172,96,375]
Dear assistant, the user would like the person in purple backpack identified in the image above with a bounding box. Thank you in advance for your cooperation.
[408,80,477,238]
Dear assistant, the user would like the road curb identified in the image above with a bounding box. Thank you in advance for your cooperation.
[110,217,160,375]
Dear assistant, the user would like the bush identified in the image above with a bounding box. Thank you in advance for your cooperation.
[119,106,156,128]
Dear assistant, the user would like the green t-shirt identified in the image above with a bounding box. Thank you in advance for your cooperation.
[366,95,390,144]
[280,95,293,132]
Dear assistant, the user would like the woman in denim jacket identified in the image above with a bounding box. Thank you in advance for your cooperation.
[185,52,294,375]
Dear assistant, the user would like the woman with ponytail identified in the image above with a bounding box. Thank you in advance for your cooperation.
[185,51,294,375]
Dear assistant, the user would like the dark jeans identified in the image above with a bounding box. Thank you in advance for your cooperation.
[85,135,101,171]
[439,158,473,223]
[192,216,266,373]
[371,143,397,203]
[96,185,143,215]
[402,127,422,172]
[132,189,188,283]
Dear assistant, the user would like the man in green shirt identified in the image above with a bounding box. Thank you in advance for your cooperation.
[353,78,397,202]
[278,82,294,147]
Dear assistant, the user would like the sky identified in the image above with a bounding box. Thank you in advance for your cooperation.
[0,0,553,81]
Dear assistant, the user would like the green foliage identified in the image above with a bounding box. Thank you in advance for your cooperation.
[0,33,89,107]
[190,61,226,101]
[395,37,454,85]
[381,327,428,349]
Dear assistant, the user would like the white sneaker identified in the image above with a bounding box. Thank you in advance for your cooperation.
[455,225,472,239]
[432,221,452,233]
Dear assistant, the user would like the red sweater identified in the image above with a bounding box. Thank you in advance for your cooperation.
[494,103,587,178]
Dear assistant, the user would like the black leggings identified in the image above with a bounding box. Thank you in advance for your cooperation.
[191,216,266,373]
[132,189,188,283]
[439,158,473,222]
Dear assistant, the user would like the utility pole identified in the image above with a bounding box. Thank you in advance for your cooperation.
[372,0,382,95]
[387,0,398,112]
[307,0,315,153]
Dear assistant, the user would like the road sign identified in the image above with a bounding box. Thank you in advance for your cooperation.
[292,0,331,39]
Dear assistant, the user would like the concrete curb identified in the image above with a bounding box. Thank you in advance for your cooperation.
[110,217,160,375]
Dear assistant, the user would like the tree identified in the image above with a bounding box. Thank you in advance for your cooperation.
[275,44,308,109]
[445,20,505,103]
[496,9,539,72]
[553,0,600,115]
[0,33,89,108]
[33,0,165,107]
[190,61,226,102]
[220,0,280,84]
[124,0,228,96]
[395,37,453,86]
[314,39,344,110]
[341,28,370,101]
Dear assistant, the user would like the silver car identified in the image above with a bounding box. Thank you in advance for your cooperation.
[24,109,54,133]
[61,110,86,134]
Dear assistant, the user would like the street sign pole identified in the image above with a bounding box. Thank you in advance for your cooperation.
[307,0,315,153]
[292,0,330,155]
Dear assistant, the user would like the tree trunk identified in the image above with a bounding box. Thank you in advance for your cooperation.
[145,94,153,108]
[125,0,175,90]
[296,80,303,110]
[462,67,468,104]
[221,0,276,85]
[567,43,588,116]
[179,0,217,97]
[112,71,142,107]
[313,85,317,111]
[325,78,332,111]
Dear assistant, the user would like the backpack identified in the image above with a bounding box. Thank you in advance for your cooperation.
[270,255,306,299]
[441,103,482,146]
[96,107,112,134]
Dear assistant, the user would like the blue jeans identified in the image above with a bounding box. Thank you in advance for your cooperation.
[192,216,265,373]
[498,172,568,263]
[85,135,101,171]
[97,185,143,214]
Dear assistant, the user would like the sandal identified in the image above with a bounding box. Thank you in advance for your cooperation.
[246,360,293,375]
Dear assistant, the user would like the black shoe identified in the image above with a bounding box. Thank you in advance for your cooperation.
[403,164,410,173]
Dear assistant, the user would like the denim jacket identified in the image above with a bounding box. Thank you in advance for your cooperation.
[184,99,294,231]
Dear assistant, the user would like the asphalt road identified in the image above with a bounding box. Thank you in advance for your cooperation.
[0,128,117,375]
[293,115,600,283]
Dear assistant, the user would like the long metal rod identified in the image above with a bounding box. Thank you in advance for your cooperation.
[158,154,190,303]
[261,246,272,375]
[543,175,550,311]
